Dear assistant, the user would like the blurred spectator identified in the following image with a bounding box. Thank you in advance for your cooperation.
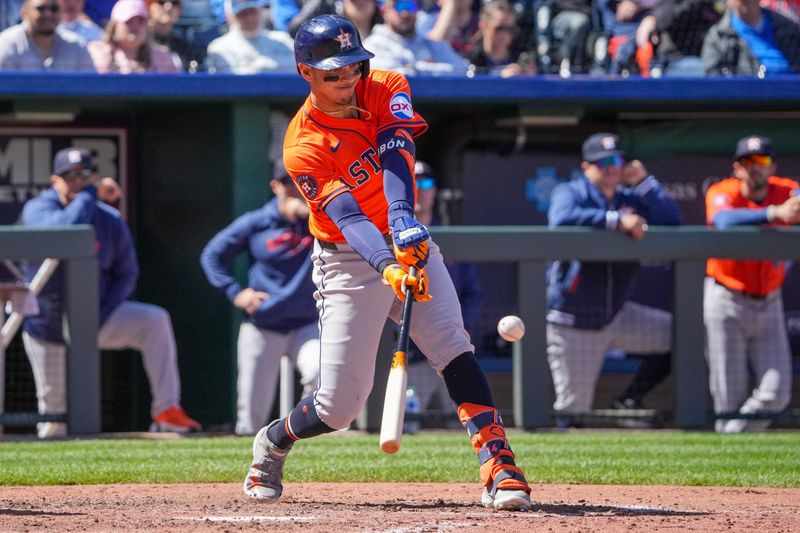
[634,0,724,77]
[761,0,800,23]
[206,0,295,73]
[200,173,319,436]
[704,135,797,432]
[1,0,25,31]
[271,0,301,30]
[593,0,658,74]
[468,0,536,76]
[88,0,183,73]
[364,0,468,74]
[421,0,480,57]
[0,0,95,71]
[58,0,103,42]
[406,160,483,419]
[287,0,380,39]
[21,147,201,438]
[545,133,680,426]
[84,0,116,27]
[701,0,800,75]
[534,0,593,75]
[147,0,206,71]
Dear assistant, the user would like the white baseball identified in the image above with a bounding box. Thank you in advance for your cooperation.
[498,315,525,342]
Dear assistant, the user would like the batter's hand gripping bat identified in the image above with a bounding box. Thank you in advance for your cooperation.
[379,266,416,454]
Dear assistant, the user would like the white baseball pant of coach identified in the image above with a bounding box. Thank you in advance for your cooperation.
[703,278,792,433]
[547,301,672,413]
[311,238,473,430]
[22,300,181,438]
[235,321,320,435]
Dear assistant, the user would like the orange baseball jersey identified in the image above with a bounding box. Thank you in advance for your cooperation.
[283,69,429,242]
[706,176,799,296]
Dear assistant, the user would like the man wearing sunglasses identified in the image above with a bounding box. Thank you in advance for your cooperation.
[20,147,201,438]
[243,14,532,511]
[364,0,468,76]
[545,132,680,427]
[0,0,95,71]
[704,135,799,432]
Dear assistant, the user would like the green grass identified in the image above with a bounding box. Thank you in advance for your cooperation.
[1,431,799,487]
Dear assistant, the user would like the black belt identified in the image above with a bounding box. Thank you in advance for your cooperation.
[713,279,768,300]
[318,233,393,251]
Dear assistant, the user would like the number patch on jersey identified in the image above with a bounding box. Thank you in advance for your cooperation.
[295,174,319,199]
[389,92,414,120]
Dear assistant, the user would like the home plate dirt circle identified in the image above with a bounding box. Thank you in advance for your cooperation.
[1,482,798,532]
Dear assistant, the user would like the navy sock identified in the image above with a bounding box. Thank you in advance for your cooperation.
[267,395,335,449]
[442,352,495,407]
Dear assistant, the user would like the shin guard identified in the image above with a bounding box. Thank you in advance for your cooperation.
[458,403,530,496]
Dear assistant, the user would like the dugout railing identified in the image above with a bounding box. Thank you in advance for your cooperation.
[0,226,99,434]
[362,226,800,431]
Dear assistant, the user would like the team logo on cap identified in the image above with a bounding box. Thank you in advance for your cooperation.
[295,174,318,199]
[389,92,413,120]
[746,137,762,151]
[68,150,83,163]
[601,136,617,150]
[335,29,352,50]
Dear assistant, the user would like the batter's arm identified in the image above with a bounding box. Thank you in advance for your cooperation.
[324,191,397,274]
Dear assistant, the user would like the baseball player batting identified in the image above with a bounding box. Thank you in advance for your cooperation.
[705,135,798,433]
[243,15,532,511]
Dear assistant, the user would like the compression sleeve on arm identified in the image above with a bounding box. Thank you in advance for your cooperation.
[712,208,770,228]
[379,128,416,218]
[324,191,396,273]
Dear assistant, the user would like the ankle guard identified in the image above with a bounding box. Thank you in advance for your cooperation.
[458,403,530,496]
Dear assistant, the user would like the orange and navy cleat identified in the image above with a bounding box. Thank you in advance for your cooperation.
[459,403,533,511]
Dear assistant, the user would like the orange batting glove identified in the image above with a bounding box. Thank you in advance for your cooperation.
[393,240,429,270]
[382,264,432,302]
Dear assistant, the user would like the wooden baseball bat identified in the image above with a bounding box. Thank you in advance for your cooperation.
[379,266,417,454]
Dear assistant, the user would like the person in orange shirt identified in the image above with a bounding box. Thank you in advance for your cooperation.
[241,15,532,511]
[705,135,800,433]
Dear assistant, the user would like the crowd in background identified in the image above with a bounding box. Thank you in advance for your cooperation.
[0,0,798,76]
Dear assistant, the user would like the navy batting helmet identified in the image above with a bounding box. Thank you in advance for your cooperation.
[294,15,374,78]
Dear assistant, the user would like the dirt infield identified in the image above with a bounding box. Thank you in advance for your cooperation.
[1,482,798,532]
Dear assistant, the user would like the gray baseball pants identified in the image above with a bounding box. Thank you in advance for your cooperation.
[311,238,473,430]
[235,321,319,435]
[547,301,672,414]
[704,278,792,433]
[22,300,181,438]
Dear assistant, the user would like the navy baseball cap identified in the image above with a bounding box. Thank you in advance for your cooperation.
[52,147,94,176]
[734,135,774,160]
[582,133,624,162]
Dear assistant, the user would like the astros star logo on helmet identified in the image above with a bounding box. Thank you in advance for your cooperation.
[335,29,352,50]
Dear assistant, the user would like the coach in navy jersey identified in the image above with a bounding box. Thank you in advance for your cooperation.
[545,133,681,425]
[22,147,201,438]
[201,173,319,435]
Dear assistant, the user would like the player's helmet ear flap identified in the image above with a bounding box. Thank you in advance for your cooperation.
[294,14,374,79]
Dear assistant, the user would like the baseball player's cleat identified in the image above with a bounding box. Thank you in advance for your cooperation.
[481,487,533,511]
[243,421,292,501]
[149,406,202,433]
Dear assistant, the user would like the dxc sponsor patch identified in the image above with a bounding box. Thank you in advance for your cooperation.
[389,92,413,120]
[295,174,319,199]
